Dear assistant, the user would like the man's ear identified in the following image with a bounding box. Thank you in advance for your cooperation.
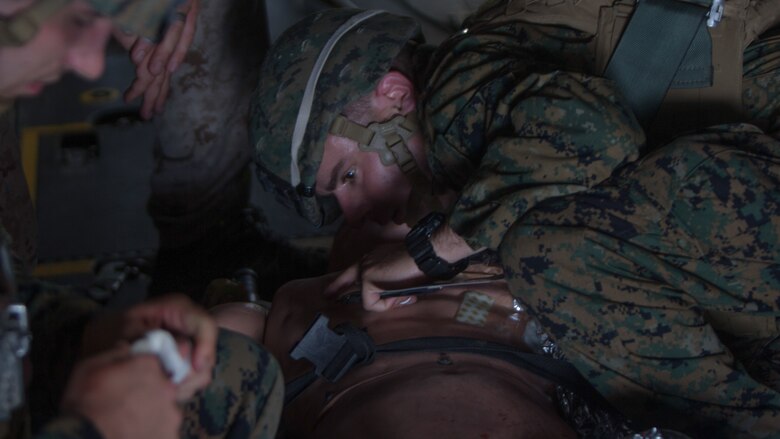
[373,71,416,119]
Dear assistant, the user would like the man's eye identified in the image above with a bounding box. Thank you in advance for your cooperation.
[344,169,356,180]
[70,13,96,28]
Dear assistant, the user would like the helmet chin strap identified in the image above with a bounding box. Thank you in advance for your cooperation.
[329,114,444,225]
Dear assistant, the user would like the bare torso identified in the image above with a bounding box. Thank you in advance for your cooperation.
[262,267,576,438]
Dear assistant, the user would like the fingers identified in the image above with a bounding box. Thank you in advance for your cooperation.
[154,72,171,115]
[124,294,217,374]
[112,29,138,51]
[175,367,211,401]
[146,0,198,74]
[126,67,168,120]
[139,72,166,120]
[324,265,360,297]
[119,0,201,119]
[168,0,199,73]
[148,20,184,75]
[182,306,217,375]
[361,288,388,312]
[361,288,418,312]
[70,344,133,379]
[130,38,155,67]
[124,47,153,103]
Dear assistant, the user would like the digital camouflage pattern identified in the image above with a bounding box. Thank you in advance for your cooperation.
[419,8,643,251]
[500,33,780,438]
[180,329,283,439]
[30,328,283,439]
[149,0,267,250]
[0,277,283,439]
[743,30,780,137]
[247,0,780,432]
[250,8,422,225]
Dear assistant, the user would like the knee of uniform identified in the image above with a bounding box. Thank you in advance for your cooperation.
[185,328,283,436]
[213,328,282,397]
[182,329,284,438]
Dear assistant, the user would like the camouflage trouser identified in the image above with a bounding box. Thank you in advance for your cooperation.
[500,35,780,438]
[149,0,268,249]
[16,287,283,439]
[181,329,283,439]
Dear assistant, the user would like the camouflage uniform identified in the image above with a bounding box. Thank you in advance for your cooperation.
[149,0,268,250]
[423,3,780,437]
[33,330,283,439]
[249,3,780,436]
[1,1,284,437]
[499,30,780,439]
[419,11,643,252]
[4,271,284,439]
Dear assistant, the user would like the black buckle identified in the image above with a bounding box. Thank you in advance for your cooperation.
[290,314,375,382]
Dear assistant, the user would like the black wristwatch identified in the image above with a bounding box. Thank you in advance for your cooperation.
[405,212,468,280]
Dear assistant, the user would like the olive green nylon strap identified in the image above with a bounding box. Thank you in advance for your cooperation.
[604,0,711,126]
[0,0,70,46]
[330,115,375,146]
[329,114,420,172]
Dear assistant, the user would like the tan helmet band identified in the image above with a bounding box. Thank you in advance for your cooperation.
[329,114,419,172]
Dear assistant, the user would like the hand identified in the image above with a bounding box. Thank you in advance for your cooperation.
[61,345,182,439]
[325,243,426,312]
[325,223,480,312]
[114,0,200,119]
[82,294,218,400]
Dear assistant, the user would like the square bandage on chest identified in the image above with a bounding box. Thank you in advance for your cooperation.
[456,290,494,327]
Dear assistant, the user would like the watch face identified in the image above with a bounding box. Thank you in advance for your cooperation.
[420,212,445,236]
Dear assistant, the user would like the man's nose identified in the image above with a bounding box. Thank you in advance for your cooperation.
[335,193,367,227]
[66,23,111,80]
[67,45,106,80]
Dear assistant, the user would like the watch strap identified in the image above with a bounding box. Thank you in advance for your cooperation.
[405,213,467,280]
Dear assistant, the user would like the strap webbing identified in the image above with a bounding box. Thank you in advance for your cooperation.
[604,0,710,126]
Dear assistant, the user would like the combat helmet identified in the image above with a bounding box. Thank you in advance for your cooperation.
[0,0,182,46]
[250,8,423,227]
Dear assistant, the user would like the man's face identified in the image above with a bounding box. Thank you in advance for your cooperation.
[315,133,414,227]
[0,0,113,100]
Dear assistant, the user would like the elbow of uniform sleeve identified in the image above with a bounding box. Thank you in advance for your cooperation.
[446,203,514,251]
